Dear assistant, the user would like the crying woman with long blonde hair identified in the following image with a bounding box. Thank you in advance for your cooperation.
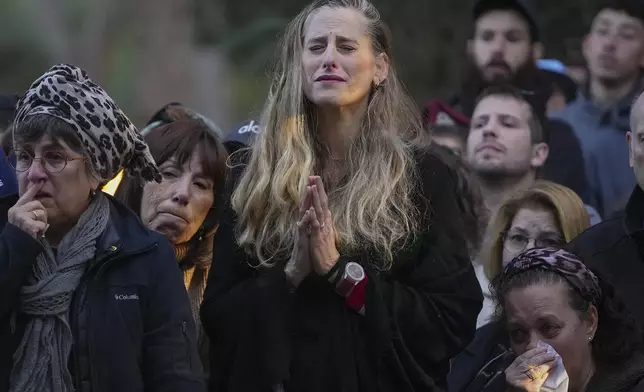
[200,0,482,390]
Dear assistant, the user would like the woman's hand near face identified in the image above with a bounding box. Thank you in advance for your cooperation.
[8,181,48,239]
[285,186,314,287]
[505,346,557,392]
[307,176,339,275]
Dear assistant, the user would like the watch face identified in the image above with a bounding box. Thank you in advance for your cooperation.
[346,262,365,282]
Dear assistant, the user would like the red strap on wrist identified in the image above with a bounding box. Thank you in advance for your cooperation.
[345,276,368,315]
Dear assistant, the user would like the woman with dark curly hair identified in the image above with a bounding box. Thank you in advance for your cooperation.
[494,247,644,392]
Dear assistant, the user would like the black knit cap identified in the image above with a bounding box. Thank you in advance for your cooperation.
[472,0,540,42]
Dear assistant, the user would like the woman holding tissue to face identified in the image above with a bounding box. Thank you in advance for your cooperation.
[495,247,644,392]
[199,0,483,391]
[0,65,205,392]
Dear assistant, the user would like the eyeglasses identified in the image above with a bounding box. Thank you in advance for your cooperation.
[502,231,565,255]
[7,150,87,173]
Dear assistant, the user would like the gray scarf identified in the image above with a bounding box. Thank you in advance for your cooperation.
[10,192,111,392]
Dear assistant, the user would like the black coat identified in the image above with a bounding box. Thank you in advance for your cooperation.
[0,194,206,392]
[566,185,644,324]
[448,322,511,392]
[541,117,594,207]
[200,147,483,392]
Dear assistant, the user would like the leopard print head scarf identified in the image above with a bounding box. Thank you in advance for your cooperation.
[14,64,161,183]
[499,247,602,305]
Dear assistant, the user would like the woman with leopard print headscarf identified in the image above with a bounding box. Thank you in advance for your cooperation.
[0,64,205,392]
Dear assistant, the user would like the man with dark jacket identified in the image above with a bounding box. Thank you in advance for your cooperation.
[446,0,593,208]
[566,89,644,325]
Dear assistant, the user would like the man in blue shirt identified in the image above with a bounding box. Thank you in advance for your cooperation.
[552,0,644,218]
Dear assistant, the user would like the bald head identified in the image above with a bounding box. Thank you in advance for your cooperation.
[628,89,644,191]
[632,90,644,132]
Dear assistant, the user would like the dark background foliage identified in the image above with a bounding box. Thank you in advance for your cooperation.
[0,0,604,129]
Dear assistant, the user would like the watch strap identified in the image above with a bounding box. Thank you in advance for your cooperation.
[346,276,368,315]
[335,262,365,297]
[323,256,348,286]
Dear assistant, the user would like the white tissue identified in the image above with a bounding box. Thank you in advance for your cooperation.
[536,341,569,392]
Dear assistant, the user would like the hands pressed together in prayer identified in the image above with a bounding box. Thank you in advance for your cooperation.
[285,176,340,287]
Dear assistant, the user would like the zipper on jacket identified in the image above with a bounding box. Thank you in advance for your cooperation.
[70,246,121,390]
[70,242,157,390]
[182,320,194,369]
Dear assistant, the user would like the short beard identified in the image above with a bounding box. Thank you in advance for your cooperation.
[474,165,532,189]
[458,55,552,118]
[595,72,640,90]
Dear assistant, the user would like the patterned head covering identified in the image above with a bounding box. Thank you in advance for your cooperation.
[13,64,161,183]
[499,247,602,305]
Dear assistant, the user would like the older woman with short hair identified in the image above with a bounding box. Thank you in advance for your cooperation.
[116,102,228,374]
[0,64,205,392]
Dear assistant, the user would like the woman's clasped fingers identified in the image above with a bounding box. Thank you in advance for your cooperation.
[299,185,313,220]
[310,176,331,228]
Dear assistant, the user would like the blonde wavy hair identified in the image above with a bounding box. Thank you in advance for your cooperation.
[482,181,590,280]
[231,0,426,268]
